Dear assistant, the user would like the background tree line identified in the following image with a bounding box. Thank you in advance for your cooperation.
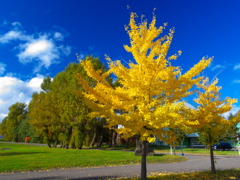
[0,56,120,148]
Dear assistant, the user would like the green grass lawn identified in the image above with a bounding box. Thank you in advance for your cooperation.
[0,143,186,173]
[97,145,240,156]
[150,146,240,156]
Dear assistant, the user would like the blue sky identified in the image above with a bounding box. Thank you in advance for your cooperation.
[1,0,240,122]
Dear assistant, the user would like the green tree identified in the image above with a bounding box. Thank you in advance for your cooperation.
[3,103,28,142]
[222,113,240,149]
[28,56,109,149]
[28,91,61,147]
[0,117,9,141]
[41,76,51,93]
[50,56,109,149]
[170,128,187,155]
[18,117,35,142]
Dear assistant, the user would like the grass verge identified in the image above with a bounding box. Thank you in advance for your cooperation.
[149,146,240,156]
[95,145,240,156]
[0,143,186,173]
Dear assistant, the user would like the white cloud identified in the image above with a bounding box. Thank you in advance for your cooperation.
[54,32,64,41]
[0,75,44,122]
[223,105,240,118]
[0,21,29,43]
[184,102,196,109]
[26,74,44,92]
[233,80,240,83]
[17,34,70,71]
[234,64,240,70]
[0,30,24,43]
[0,23,71,73]
[0,63,6,75]
[25,40,52,55]
[0,77,22,95]
[11,22,22,28]
[0,99,4,106]
[0,113,7,121]
[60,45,71,56]
[18,37,59,69]
[211,64,222,71]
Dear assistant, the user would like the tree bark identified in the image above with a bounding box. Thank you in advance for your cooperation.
[209,134,216,174]
[210,145,216,173]
[172,142,176,155]
[53,140,57,148]
[125,138,130,149]
[97,127,103,148]
[90,128,97,147]
[111,128,117,148]
[141,141,147,180]
[136,137,142,151]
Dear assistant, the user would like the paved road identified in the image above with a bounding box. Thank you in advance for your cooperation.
[1,153,240,180]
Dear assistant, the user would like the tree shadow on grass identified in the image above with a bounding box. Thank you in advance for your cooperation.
[188,149,200,152]
[154,154,165,156]
[0,148,12,150]
[0,152,47,156]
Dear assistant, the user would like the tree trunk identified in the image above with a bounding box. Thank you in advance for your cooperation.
[111,128,117,148]
[125,138,130,149]
[180,141,184,156]
[135,136,145,156]
[97,127,103,148]
[65,144,69,149]
[173,142,176,155]
[209,134,216,174]
[109,129,113,148]
[209,145,216,173]
[53,140,57,148]
[141,141,147,180]
[97,134,103,148]
[90,129,97,147]
[136,137,142,151]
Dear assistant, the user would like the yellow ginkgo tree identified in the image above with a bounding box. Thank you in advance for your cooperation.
[77,12,211,179]
[190,78,237,174]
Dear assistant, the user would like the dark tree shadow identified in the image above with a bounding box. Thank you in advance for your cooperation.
[0,152,46,156]
[153,153,165,156]
[0,148,12,150]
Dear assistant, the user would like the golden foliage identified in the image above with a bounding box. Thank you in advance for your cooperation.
[189,78,237,145]
[77,12,211,144]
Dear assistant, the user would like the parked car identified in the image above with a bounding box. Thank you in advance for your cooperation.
[213,142,232,150]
